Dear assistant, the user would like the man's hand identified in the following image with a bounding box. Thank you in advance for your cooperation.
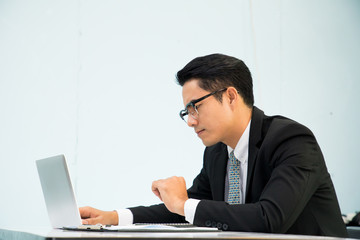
[79,206,119,225]
[151,176,189,216]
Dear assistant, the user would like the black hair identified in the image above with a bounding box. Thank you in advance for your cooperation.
[176,53,254,107]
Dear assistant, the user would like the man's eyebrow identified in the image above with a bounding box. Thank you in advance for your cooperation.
[186,94,208,107]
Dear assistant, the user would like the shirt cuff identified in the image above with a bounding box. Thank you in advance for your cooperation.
[184,198,201,224]
[115,209,133,226]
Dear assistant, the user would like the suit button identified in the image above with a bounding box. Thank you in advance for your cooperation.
[216,222,222,229]
[222,223,229,231]
[211,221,217,228]
[205,220,212,227]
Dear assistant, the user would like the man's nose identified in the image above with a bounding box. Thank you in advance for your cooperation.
[187,115,198,127]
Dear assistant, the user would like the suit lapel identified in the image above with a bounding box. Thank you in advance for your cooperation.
[245,106,264,202]
[212,144,228,201]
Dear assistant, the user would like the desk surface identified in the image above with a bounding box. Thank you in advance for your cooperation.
[0,227,351,240]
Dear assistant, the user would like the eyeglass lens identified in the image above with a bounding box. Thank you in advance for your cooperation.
[182,105,198,122]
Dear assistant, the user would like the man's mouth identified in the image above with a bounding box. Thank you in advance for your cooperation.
[196,129,205,136]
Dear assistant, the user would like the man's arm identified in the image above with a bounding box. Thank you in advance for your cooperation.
[78,175,199,226]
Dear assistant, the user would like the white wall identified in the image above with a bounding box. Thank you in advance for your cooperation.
[0,0,359,228]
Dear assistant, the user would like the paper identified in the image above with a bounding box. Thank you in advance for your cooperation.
[63,224,220,232]
[104,224,220,232]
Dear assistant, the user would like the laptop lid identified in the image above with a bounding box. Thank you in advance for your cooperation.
[36,155,82,228]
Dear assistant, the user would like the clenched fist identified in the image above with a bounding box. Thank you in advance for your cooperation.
[151,176,189,216]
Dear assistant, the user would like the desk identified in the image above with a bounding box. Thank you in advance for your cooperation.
[0,228,350,240]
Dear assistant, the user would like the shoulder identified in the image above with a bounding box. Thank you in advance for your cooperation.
[251,107,315,145]
[260,114,323,167]
[263,115,314,140]
[251,107,324,165]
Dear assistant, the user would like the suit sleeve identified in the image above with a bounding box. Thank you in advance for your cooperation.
[193,123,327,233]
[128,203,187,224]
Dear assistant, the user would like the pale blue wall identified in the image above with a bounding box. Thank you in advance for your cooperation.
[0,0,359,228]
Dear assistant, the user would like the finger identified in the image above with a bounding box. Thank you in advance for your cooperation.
[79,206,93,218]
[151,187,159,197]
[82,217,101,225]
[151,185,162,200]
[152,188,163,201]
[151,180,160,193]
[151,181,163,201]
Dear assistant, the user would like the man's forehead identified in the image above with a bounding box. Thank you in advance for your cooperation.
[182,79,208,105]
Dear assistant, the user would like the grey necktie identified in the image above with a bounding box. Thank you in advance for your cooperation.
[228,150,242,204]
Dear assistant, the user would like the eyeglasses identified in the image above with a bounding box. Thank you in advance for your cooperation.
[179,88,227,123]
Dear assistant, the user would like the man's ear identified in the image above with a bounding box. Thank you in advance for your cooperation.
[227,87,239,105]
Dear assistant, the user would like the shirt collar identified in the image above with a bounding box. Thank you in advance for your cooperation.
[227,120,251,164]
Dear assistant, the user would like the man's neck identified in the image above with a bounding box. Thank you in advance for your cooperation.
[223,107,252,149]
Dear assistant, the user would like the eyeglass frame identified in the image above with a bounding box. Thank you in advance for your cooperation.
[179,88,228,122]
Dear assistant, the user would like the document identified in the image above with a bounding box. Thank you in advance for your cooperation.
[63,223,220,232]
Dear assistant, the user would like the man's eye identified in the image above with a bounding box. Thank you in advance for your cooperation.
[195,104,202,110]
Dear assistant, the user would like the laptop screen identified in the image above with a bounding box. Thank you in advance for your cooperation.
[36,155,82,228]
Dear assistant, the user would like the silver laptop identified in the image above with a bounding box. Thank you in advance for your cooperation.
[36,155,82,228]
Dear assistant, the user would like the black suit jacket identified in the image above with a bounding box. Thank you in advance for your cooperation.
[129,107,347,237]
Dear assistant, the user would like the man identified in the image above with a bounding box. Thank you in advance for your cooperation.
[80,54,347,237]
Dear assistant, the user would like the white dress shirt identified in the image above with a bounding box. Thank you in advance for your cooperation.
[116,121,251,225]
